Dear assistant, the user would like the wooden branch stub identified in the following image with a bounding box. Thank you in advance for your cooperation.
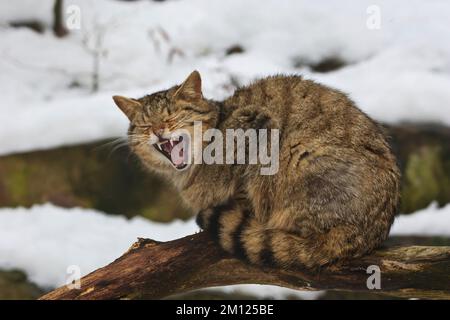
[40,232,450,300]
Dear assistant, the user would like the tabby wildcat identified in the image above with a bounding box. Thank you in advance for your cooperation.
[113,70,400,269]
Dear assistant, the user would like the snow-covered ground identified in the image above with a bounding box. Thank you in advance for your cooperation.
[390,202,450,236]
[1,0,450,155]
[0,202,449,298]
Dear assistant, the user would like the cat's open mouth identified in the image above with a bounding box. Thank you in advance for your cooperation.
[153,136,187,170]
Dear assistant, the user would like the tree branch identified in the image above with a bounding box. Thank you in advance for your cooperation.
[39,232,450,300]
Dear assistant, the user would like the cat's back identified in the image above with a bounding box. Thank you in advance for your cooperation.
[224,75,375,138]
[223,75,393,166]
[224,75,358,118]
[224,75,306,110]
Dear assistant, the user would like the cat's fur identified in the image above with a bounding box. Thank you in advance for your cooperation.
[113,71,400,269]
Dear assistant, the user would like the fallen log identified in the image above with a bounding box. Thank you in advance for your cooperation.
[40,232,450,300]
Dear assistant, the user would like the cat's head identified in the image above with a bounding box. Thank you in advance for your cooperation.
[113,71,218,172]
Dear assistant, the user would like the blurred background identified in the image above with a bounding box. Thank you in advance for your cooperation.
[0,0,449,300]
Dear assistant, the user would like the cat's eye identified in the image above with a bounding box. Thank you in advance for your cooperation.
[184,105,211,115]
[183,106,196,112]
[134,124,152,130]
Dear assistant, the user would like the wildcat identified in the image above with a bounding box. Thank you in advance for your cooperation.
[113,70,400,269]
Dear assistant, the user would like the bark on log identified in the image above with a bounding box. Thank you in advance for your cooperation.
[40,232,450,300]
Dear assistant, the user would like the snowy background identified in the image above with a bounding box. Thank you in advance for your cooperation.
[0,0,449,299]
[2,0,450,155]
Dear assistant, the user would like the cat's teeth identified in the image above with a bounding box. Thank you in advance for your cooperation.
[169,140,174,147]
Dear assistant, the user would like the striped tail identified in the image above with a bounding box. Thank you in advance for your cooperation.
[196,202,369,269]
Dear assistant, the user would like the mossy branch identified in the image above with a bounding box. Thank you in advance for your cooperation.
[39,232,450,300]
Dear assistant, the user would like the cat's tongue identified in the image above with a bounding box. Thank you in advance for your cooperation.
[172,152,184,166]
[161,139,184,167]
[171,145,184,166]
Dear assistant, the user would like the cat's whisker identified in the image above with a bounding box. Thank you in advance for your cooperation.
[103,142,131,158]
[96,136,148,158]
[95,137,128,152]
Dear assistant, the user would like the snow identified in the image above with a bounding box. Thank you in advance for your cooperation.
[1,0,450,155]
[0,203,198,289]
[204,285,323,300]
[390,202,450,236]
[0,202,449,298]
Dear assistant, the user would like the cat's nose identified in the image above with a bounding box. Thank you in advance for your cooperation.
[155,126,173,141]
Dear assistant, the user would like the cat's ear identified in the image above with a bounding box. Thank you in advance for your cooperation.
[174,70,203,101]
[112,95,142,121]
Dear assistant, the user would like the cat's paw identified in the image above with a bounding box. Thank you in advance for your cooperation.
[195,208,214,230]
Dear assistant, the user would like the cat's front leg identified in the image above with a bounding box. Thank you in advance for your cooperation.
[195,200,273,265]
[195,201,237,230]
[195,190,251,230]
[195,208,213,230]
[195,200,256,260]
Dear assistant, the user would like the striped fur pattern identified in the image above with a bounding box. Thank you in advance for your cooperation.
[196,201,376,269]
[113,71,401,270]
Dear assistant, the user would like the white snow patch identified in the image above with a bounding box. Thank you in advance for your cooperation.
[0,0,450,155]
[204,284,324,300]
[391,202,450,236]
[0,203,198,289]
